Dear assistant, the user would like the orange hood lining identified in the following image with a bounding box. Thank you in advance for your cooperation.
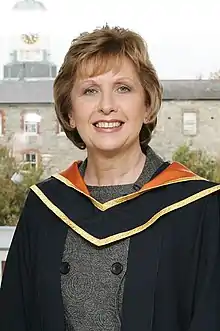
[60,161,198,195]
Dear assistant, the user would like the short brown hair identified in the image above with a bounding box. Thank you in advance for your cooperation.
[53,25,163,150]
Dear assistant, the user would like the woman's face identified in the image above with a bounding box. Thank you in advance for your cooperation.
[70,57,149,154]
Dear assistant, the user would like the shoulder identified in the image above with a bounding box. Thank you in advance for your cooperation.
[171,179,220,219]
[167,178,220,203]
[149,167,220,216]
[156,161,220,198]
[18,176,68,235]
[35,175,62,191]
[23,176,65,221]
[22,177,58,216]
[21,175,63,215]
[29,174,67,201]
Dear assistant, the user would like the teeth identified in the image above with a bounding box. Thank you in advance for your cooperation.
[95,122,122,128]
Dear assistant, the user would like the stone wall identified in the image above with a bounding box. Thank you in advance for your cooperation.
[0,104,86,175]
[151,100,220,160]
[0,100,219,175]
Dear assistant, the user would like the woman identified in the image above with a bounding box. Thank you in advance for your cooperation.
[1,25,220,331]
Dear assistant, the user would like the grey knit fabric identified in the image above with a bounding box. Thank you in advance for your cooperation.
[61,147,164,331]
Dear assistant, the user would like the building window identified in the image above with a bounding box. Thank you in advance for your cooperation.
[23,113,41,134]
[24,121,38,134]
[183,111,197,136]
[23,152,37,169]
[17,49,43,62]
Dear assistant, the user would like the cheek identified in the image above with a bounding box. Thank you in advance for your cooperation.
[126,103,146,122]
[73,107,96,131]
[71,101,88,122]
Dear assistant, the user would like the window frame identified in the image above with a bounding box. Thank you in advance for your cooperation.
[22,112,40,135]
[182,110,198,136]
[22,152,38,170]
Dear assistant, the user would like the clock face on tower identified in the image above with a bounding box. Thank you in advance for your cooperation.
[21,33,39,44]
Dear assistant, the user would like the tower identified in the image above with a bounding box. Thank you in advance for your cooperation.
[3,0,57,80]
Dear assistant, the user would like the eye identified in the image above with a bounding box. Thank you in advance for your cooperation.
[83,88,98,95]
[117,85,131,93]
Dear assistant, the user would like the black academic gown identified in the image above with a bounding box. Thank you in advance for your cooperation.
[1,161,220,331]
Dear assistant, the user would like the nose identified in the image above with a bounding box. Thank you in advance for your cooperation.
[98,91,117,115]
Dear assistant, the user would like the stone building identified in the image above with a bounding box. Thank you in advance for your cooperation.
[0,0,220,176]
[0,0,87,176]
[152,80,220,160]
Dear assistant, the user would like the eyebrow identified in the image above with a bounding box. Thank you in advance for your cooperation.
[80,76,135,85]
[114,76,135,82]
[80,79,97,85]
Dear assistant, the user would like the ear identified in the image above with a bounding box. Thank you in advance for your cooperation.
[68,113,76,128]
[143,107,151,124]
[143,117,148,124]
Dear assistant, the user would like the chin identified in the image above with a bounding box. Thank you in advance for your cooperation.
[87,136,138,155]
[93,142,126,155]
[98,145,122,153]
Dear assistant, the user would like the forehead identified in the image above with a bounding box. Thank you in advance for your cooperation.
[75,54,139,81]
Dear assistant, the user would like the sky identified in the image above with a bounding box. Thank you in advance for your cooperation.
[0,0,219,79]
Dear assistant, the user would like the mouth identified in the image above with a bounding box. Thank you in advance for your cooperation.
[93,121,124,129]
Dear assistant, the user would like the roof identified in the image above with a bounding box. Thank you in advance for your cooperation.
[13,0,46,11]
[0,79,220,104]
[162,80,220,100]
[0,79,54,104]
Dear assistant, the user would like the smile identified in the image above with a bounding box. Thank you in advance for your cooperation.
[94,121,123,128]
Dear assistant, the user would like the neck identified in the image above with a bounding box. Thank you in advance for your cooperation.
[84,145,147,186]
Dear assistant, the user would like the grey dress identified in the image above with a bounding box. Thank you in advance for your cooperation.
[61,147,164,331]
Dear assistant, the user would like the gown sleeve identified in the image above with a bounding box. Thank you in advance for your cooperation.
[189,192,220,330]
[0,192,34,331]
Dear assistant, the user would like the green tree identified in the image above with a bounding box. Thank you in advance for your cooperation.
[172,144,220,183]
[0,145,43,226]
